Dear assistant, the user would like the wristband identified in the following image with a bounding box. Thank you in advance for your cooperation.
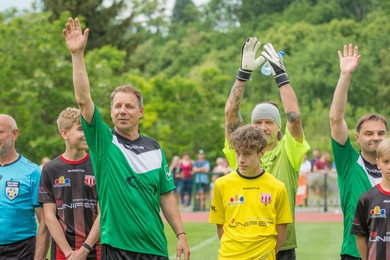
[274,73,289,88]
[82,242,92,251]
[236,68,252,81]
[176,232,186,238]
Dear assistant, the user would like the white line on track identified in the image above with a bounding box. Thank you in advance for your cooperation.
[169,236,218,260]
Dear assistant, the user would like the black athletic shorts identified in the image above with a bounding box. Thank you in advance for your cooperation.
[0,236,35,260]
[101,244,169,260]
[340,254,362,260]
[276,248,296,260]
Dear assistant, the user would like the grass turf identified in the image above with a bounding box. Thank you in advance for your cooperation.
[165,222,343,260]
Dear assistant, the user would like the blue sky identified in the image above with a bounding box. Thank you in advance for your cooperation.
[0,0,209,12]
[0,0,36,11]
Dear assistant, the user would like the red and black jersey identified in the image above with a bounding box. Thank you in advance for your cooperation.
[38,154,100,260]
[351,184,390,259]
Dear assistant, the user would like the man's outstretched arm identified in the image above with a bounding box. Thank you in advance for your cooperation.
[63,17,94,124]
[329,44,360,145]
[261,43,303,142]
[225,37,265,141]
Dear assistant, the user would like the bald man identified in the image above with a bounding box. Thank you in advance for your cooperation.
[0,114,49,260]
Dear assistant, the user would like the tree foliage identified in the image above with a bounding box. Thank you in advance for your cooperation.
[1,0,390,164]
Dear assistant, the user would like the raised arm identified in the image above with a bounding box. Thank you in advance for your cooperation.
[280,84,303,142]
[329,44,361,145]
[225,37,265,141]
[261,43,303,142]
[63,17,94,124]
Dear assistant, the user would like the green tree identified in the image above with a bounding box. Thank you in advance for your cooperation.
[171,0,200,25]
[42,0,167,60]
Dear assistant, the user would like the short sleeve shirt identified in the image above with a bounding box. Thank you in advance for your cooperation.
[0,155,41,245]
[80,105,174,256]
[351,184,390,259]
[332,137,381,257]
[209,170,292,259]
[223,127,309,250]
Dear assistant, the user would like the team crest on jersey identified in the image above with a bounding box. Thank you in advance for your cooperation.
[84,175,96,187]
[260,193,272,205]
[370,206,386,218]
[6,181,19,200]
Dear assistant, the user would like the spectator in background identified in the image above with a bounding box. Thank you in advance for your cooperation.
[192,149,210,211]
[310,149,320,172]
[40,156,50,169]
[210,157,231,201]
[169,155,183,205]
[180,152,193,207]
[313,152,330,174]
[296,154,311,207]
[300,154,311,175]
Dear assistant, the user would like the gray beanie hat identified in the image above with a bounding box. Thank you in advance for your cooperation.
[251,103,281,128]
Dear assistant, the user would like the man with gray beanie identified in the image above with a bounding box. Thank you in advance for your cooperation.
[223,37,310,260]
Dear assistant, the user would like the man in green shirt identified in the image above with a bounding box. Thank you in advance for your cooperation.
[224,37,310,260]
[330,44,388,260]
[63,17,190,260]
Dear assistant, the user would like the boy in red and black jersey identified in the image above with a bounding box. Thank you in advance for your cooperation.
[351,138,390,260]
[39,107,100,260]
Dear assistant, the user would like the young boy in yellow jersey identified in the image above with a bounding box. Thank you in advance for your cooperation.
[209,125,292,259]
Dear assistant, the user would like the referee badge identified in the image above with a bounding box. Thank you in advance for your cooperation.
[6,181,20,200]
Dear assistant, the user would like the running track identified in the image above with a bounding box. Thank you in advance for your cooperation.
[166,211,343,223]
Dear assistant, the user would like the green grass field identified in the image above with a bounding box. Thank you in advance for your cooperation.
[165,222,343,260]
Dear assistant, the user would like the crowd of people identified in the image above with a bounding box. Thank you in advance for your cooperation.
[0,16,389,260]
[169,151,231,211]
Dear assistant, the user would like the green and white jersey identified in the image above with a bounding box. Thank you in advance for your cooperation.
[223,127,310,250]
[332,137,381,258]
[81,106,174,257]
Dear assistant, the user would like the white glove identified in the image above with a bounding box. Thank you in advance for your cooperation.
[261,43,289,87]
[237,37,265,81]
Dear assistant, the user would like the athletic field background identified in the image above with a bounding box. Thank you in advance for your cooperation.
[47,211,343,259]
[165,216,343,259]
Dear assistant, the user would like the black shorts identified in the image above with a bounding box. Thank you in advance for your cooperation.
[0,236,35,260]
[340,254,361,260]
[276,248,296,260]
[101,244,169,260]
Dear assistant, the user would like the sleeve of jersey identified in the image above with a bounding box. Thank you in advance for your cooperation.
[284,127,310,171]
[38,166,55,204]
[80,105,113,156]
[159,148,176,194]
[275,184,293,225]
[31,167,42,208]
[331,137,358,178]
[350,196,369,236]
[209,179,225,225]
[223,138,237,171]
